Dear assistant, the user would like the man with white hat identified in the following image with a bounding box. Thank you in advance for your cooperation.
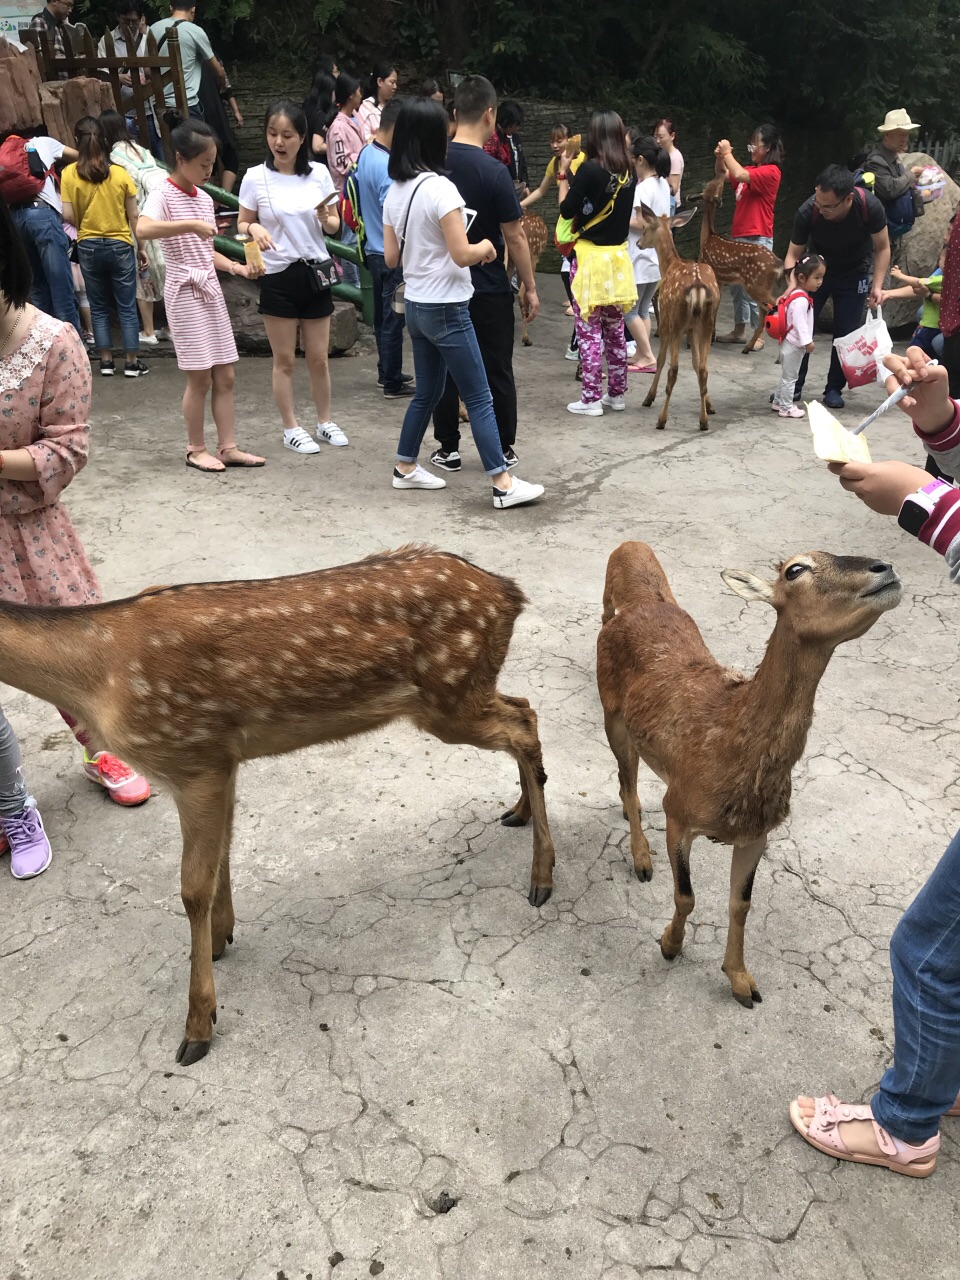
[863,109,925,248]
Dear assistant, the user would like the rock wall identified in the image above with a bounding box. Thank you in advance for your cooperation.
[220,274,358,355]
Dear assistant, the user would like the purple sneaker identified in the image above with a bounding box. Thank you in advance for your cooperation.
[5,808,52,879]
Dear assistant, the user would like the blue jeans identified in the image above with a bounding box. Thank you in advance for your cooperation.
[795,269,868,397]
[397,300,506,475]
[10,201,82,336]
[77,238,140,355]
[338,225,361,288]
[366,252,406,390]
[730,234,773,327]
[871,826,960,1143]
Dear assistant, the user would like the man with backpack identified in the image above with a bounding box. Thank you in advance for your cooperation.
[784,163,890,409]
[353,97,413,399]
[0,132,82,336]
[148,1,226,120]
[862,108,925,256]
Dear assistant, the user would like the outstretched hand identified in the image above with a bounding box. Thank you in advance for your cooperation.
[826,459,931,515]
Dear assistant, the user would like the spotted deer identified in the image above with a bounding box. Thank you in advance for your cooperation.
[698,176,784,354]
[640,209,720,430]
[597,542,901,1007]
[0,547,556,1064]
[504,211,549,346]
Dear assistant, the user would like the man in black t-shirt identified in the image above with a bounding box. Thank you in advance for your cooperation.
[430,75,539,471]
[785,164,890,408]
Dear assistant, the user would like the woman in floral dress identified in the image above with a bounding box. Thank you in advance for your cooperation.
[0,196,150,883]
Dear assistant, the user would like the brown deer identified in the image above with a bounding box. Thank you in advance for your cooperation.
[698,175,784,354]
[0,547,556,1064]
[640,209,720,430]
[504,211,549,346]
[597,542,901,1008]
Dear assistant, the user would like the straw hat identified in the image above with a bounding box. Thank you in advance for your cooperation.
[878,109,920,133]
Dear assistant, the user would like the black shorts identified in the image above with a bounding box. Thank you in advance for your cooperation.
[258,260,335,320]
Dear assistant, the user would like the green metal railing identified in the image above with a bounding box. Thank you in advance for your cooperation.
[204,181,374,327]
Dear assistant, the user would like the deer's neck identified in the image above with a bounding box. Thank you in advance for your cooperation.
[0,604,102,709]
[741,621,833,768]
[655,231,681,275]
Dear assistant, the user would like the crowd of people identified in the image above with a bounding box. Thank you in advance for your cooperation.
[3,12,960,1186]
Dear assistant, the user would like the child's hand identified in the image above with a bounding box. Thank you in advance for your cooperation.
[890,265,908,281]
[237,261,262,280]
[192,220,216,241]
[827,459,932,515]
[882,348,954,436]
[805,341,815,353]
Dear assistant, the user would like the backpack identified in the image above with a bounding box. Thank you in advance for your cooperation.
[856,164,917,240]
[340,162,365,265]
[765,288,810,343]
[0,135,55,206]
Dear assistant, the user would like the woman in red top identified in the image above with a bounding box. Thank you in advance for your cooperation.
[714,123,783,347]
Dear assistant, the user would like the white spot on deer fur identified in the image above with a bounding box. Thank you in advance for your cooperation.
[332,624,349,637]
[301,602,314,614]
[457,630,477,652]
[129,659,143,675]
[131,677,150,697]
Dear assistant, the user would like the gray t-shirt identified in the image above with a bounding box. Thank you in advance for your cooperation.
[148,17,213,107]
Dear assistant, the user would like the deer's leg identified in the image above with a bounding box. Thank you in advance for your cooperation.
[174,769,236,1065]
[603,711,653,881]
[519,284,531,346]
[211,766,238,961]
[721,837,766,1008]
[656,340,681,430]
[642,343,665,407]
[659,814,695,959]
[690,325,712,429]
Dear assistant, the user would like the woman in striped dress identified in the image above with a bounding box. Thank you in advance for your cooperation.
[139,119,265,474]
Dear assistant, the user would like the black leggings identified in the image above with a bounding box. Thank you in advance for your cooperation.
[561,267,578,351]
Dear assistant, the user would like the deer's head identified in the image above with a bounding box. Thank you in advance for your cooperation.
[721,552,902,646]
[701,176,726,205]
[638,206,697,250]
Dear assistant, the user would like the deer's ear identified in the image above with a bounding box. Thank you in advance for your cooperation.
[670,207,697,229]
[720,569,775,603]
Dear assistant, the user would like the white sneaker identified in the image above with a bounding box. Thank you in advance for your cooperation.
[318,421,348,447]
[392,464,446,490]
[601,393,625,411]
[284,426,322,454]
[567,398,603,416]
[625,340,637,359]
[564,345,580,361]
[493,475,545,509]
[139,332,159,346]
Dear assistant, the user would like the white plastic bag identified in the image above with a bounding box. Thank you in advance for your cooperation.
[833,307,892,387]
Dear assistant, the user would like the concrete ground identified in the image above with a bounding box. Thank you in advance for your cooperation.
[2,278,959,1280]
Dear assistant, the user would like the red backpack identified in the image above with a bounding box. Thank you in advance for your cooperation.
[0,135,56,205]
[765,288,811,342]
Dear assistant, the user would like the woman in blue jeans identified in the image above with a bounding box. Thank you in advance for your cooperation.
[60,117,146,378]
[791,349,960,1177]
[382,98,544,510]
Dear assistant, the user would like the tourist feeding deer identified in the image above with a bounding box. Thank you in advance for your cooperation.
[597,542,901,1007]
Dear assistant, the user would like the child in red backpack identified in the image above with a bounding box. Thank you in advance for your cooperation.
[772,253,825,418]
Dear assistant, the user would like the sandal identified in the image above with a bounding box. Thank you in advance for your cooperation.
[789,1094,939,1178]
[185,446,225,474]
[218,443,266,468]
[627,362,657,374]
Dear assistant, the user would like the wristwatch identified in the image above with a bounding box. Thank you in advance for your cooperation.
[898,479,954,536]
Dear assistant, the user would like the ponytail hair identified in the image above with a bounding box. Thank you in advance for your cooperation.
[74,115,110,183]
[169,117,219,162]
[368,59,395,101]
[632,134,670,179]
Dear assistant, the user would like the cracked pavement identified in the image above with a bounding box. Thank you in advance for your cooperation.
[2,281,959,1279]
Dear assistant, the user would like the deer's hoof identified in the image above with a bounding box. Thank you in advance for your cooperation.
[635,863,653,883]
[732,992,756,1010]
[699,424,709,432]
[226,933,233,944]
[528,883,553,908]
[501,808,529,828]
[176,1037,211,1066]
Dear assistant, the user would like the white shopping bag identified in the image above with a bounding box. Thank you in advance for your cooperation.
[833,307,893,388]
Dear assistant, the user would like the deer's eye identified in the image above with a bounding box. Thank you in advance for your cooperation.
[785,563,808,581]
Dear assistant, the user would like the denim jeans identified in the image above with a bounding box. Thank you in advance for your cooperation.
[433,291,517,453]
[795,269,868,397]
[0,708,30,818]
[397,299,506,475]
[77,238,140,354]
[871,826,960,1143]
[365,252,406,390]
[338,225,361,288]
[10,202,82,336]
[730,234,773,328]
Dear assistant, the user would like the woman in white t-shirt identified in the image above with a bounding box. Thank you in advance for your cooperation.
[382,99,544,509]
[625,136,672,373]
[238,98,347,455]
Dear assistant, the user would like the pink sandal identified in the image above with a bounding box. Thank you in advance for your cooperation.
[789,1094,939,1178]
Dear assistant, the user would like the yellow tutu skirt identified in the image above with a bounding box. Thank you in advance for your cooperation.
[572,239,638,316]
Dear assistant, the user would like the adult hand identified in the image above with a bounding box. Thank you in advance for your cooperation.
[192,220,216,241]
[476,238,497,264]
[137,249,149,268]
[234,109,244,127]
[826,459,932,515]
[911,164,925,177]
[715,139,732,157]
[868,282,883,309]
[249,222,274,250]
[881,348,954,435]
[521,286,540,323]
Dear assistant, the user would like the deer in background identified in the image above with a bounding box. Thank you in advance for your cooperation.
[597,542,901,1007]
[639,208,719,430]
[698,176,784,354]
[0,547,556,1064]
[504,211,549,346]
